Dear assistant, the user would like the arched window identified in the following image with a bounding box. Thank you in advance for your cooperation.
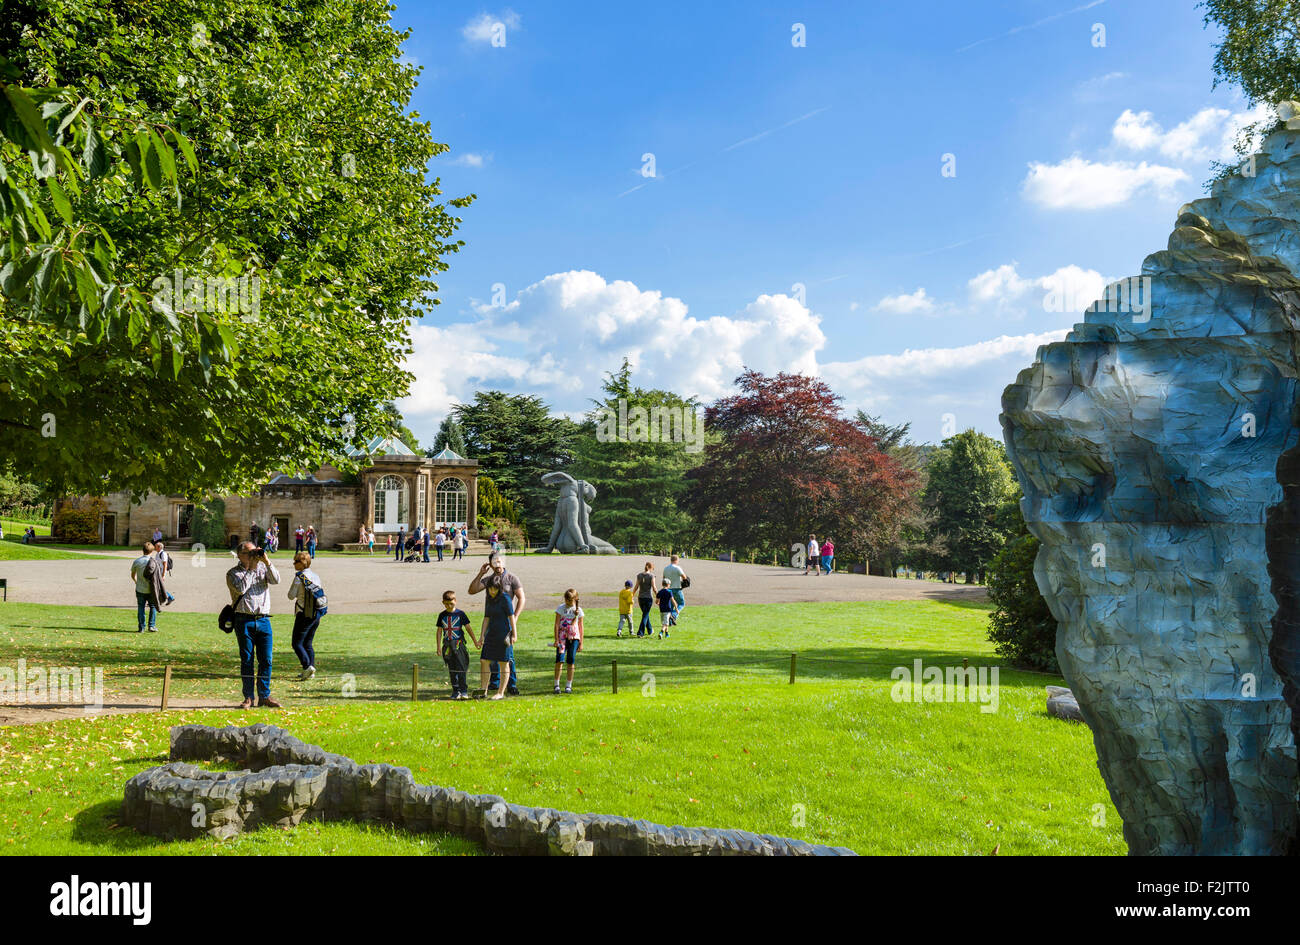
[374,474,409,530]
[435,477,468,527]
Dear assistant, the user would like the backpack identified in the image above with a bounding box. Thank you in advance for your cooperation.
[301,574,329,618]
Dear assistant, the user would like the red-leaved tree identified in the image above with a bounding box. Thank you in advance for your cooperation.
[685,370,919,564]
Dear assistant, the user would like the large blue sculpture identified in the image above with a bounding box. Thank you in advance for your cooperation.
[1002,114,1300,854]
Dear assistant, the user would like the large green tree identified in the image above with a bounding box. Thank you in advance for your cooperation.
[568,359,702,550]
[453,391,579,539]
[1,0,471,497]
[922,429,1016,583]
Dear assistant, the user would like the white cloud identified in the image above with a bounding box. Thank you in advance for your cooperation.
[1112,104,1273,163]
[462,10,521,44]
[822,331,1069,438]
[1022,156,1188,209]
[873,288,935,315]
[398,271,825,431]
[447,152,491,168]
[968,263,1106,316]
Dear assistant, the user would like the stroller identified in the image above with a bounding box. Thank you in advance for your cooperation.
[402,538,423,563]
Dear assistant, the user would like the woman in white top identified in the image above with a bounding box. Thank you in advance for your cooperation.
[287,551,325,679]
[552,588,584,694]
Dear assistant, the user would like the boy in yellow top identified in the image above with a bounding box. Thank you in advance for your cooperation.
[616,580,634,638]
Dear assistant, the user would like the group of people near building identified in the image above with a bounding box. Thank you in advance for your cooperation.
[214,548,693,707]
[386,524,468,563]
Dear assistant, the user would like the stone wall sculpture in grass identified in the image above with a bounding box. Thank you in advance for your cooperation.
[121,724,856,856]
[1001,113,1300,855]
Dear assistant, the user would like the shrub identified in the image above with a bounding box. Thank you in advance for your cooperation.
[51,497,108,544]
[478,476,522,525]
[191,498,227,551]
[986,533,1059,673]
[482,517,527,550]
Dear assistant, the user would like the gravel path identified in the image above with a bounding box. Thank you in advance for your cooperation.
[0,552,985,613]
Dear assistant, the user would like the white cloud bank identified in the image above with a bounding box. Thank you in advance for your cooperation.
[1022,156,1188,210]
[398,269,1082,445]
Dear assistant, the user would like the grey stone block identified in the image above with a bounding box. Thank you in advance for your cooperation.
[128,724,858,855]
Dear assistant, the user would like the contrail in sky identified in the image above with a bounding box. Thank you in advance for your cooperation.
[957,0,1105,53]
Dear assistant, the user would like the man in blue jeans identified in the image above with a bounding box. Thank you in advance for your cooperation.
[226,542,282,709]
[468,553,525,694]
[130,541,161,632]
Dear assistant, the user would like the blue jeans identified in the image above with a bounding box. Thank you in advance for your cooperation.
[135,591,157,631]
[395,540,404,560]
[233,615,273,700]
[292,611,321,669]
[669,588,685,610]
[822,555,833,573]
[638,598,653,635]
[435,545,443,561]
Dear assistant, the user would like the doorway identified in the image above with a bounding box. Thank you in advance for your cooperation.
[100,513,117,545]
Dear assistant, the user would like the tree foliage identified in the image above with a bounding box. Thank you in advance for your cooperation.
[569,359,702,550]
[986,532,1059,673]
[452,391,578,539]
[1,0,472,497]
[429,415,466,456]
[51,495,106,542]
[921,430,1017,582]
[1203,0,1300,105]
[191,496,227,550]
[685,370,919,562]
[477,475,522,529]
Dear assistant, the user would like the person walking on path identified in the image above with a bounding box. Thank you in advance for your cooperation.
[367,526,375,555]
[616,580,634,637]
[287,551,325,681]
[154,540,176,606]
[634,562,657,637]
[656,579,679,639]
[434,528,445,562]
[130,542,163,632]
[477,578,517,700]
[422,527,432,563]
[226,542,282,709]
[820,537,835,575]
[804,534,821,576]
[436,590,477,699]
[469,553,526,694]
[306,526,317,559]
[663,554,689,617]
[395,526,405,562]
[295,526,305,553]
[455,529,467,560]
[552,588,584,693]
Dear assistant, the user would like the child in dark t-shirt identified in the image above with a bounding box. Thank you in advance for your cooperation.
[656,579,678,640]
[436,590,478,699]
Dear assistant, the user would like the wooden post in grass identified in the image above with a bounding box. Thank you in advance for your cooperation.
[160,663,172,711]
[411,663,419,701]
[789,652,797,684]
[611,660,618,694]
[962,658,969,696]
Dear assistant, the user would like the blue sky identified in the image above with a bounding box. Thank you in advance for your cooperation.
[390,0,1261,446]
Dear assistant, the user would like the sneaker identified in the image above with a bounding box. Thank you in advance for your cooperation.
[148,627,158,632]
[259,697,282,708]
[616,629,622,638]
[305,666,316,680]
[564,686,572,694]
[507,686,520,696]
[554,684,561,694]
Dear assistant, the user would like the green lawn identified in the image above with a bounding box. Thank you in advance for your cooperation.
[0,599,1123,856]
[0,539,118,560]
